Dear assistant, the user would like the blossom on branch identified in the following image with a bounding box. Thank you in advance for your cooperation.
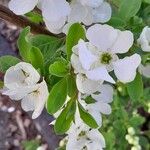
[71,24,141,83]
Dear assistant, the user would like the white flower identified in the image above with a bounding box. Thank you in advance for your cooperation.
[68,0,111,25]
[79,84,113,126]
[8,0,70,33]
[66,111,105,150]
[137,26,150,52]
[8,0,39,15]
[71,24,141,83]
[4,62,40,90]
[76,74,103,94]
[21,80,49,119]
[2,62,49,119]
[139,64,150,78]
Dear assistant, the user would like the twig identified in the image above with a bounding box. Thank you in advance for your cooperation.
[0,5,64,37]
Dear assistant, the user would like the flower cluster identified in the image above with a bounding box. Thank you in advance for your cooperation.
[125,127,141,150]
[2,62,49,119]
[8,0,111,34]
[1,0,150,150]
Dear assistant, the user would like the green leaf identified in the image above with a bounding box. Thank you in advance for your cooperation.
[0,56,20,73]
[29,35,63,64]
[18,27,31,61]
[54,100,76,135]
[66,23,85,60]
[127,73,143,101]
[67,75,77,97]
[47,77,67,114]
[108,17,126,28]
[118,0,141,21]
[29,46,44,72]
[129,116,145,127]
[78,103,98,128]
[49,58,69,77]
[25,12,43,23]
[143,0,150,4]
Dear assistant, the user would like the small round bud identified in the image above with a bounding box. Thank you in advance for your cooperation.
[128,127,135,135]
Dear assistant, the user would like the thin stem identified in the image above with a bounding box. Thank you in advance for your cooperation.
[0,5,64,38]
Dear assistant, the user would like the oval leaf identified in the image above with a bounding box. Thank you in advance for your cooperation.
[49,59,69,77]
[118,0,141,21]
[78,103,98,129]
[17,27,31,62]
[54,100,76,135]
[47,77,67,114]
[66,23,85,60]
[127,72,143,101]
[29,46,44,73]
[0,55,20,73]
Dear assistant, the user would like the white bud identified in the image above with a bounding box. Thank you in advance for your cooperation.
[128,127,135,135]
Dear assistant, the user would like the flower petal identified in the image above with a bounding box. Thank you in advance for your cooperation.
[8,0,38,15]
[86,66,115,83]
[32,80,49,119]
[76,74,103,94]
[113,54,141,83]
[86,24,118,51]
[3,86,36,101]
[139,64,150,78]
[42,0,70,22]
[137,26,150,52]
[71,54,85,74]
[68,1,87,23]
[78,39,97,70]
[80,0,103,8]
[92,2,112,23]
[92,84,113,103]
[111,30,134,54]
[44,17,66,34]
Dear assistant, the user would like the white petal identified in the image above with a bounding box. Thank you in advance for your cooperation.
[97,102,112,114]
[113,54,141,83]
[76,74,103,94]
[2,86,36,101]
[78,39,97,70]
[68,1,87,23]
[42,0,70,22]
[62,23,73,34]
[86,24,118,51]
[32,80,49,119]
[139,64,150,78]
[86,105,102,126]
[88,101,111,115]
[137,26,150,52]
[14,62,40,85]
[4,62,40,89]
[80,0,103,8]
[92,2,112,23]
[71,54,85,74]
[86,66,115,83]
[8,0,38,15]
[81,7,93,26]
[111,30,134,54]
[4,66,23,89]
[21,93,36,111]
[88,129,105,148]
[92,84,113,103]
[44,17,65,34]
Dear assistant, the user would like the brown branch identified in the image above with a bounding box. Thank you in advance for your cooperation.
[0,5,64,37]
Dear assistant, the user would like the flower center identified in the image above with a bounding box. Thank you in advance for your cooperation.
[100,52,112,64]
